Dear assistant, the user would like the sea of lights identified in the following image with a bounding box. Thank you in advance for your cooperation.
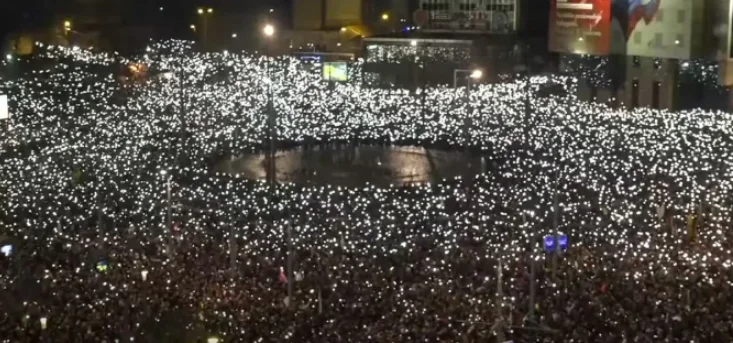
[0,40,732,341]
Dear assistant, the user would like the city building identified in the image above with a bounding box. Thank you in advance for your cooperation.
[551,0,733,110]
[414,0,521,33]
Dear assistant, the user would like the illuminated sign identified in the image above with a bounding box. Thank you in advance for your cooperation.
[323,62,348,82]
[549,0,612,55]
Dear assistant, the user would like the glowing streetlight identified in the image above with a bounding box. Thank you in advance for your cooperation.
[198,8,204,14]
[381,13,390,21]
[207,336,220,343]
[190,24,196,32]
[231,33,238,38]
[470,69,483,79]
[207,8,213,14]
[64,21,72,29]
[263,24,275,37]
[410,40,417,47]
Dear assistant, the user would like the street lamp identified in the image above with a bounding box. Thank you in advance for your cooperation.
[262,23,276,184]
[381,13,390,21]
[63,20,72,38]
[470,69,483,79]
[197,8,214,50]
[160,169,173,258]
[453,68,482,88]
[190,24,196,33]
[263,24,275,37]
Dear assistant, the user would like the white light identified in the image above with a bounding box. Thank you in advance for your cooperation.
[263,24,275,37]
[410,40,417,47]
[40,317,47,330]
[470,70,483,79]
[232,33,238,38]
[5,54,11,61]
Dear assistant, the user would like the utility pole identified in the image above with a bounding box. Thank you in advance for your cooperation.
[552,168,559,279]
[286,221,293,307]
[527,213,536,321]
[495,255,506,342]
[165,173,173,259]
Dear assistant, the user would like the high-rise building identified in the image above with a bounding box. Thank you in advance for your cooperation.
[552,0,733,110]
[413,0,521,33]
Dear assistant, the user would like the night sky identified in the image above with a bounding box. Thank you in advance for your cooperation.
[0,0,292,42]
[0,0,549,49]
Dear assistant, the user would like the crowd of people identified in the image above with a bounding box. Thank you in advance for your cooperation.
[0,40,733,342]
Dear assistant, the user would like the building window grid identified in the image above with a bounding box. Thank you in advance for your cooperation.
[420,0,516,31]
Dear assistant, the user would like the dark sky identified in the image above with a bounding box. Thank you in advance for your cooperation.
[0,0,292,41]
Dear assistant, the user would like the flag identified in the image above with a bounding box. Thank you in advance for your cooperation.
[279,267,288,284]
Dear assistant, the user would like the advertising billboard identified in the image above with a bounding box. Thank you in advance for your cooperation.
[323,62,348,82]
[550,0,612,55]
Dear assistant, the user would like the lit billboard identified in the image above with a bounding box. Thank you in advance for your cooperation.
[323,62,348,82]
[550,0,612,55]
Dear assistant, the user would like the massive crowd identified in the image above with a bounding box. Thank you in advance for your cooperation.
[0,40,732,342]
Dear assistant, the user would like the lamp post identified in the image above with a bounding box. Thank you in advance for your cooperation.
[160,170,173,259]
[263,24,276,186]
[453,69,482,196]
[63,20,72,43]
[197,8,214,50]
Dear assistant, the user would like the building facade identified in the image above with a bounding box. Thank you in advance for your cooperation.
[553,0,733,110]
[414,0,520,33]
